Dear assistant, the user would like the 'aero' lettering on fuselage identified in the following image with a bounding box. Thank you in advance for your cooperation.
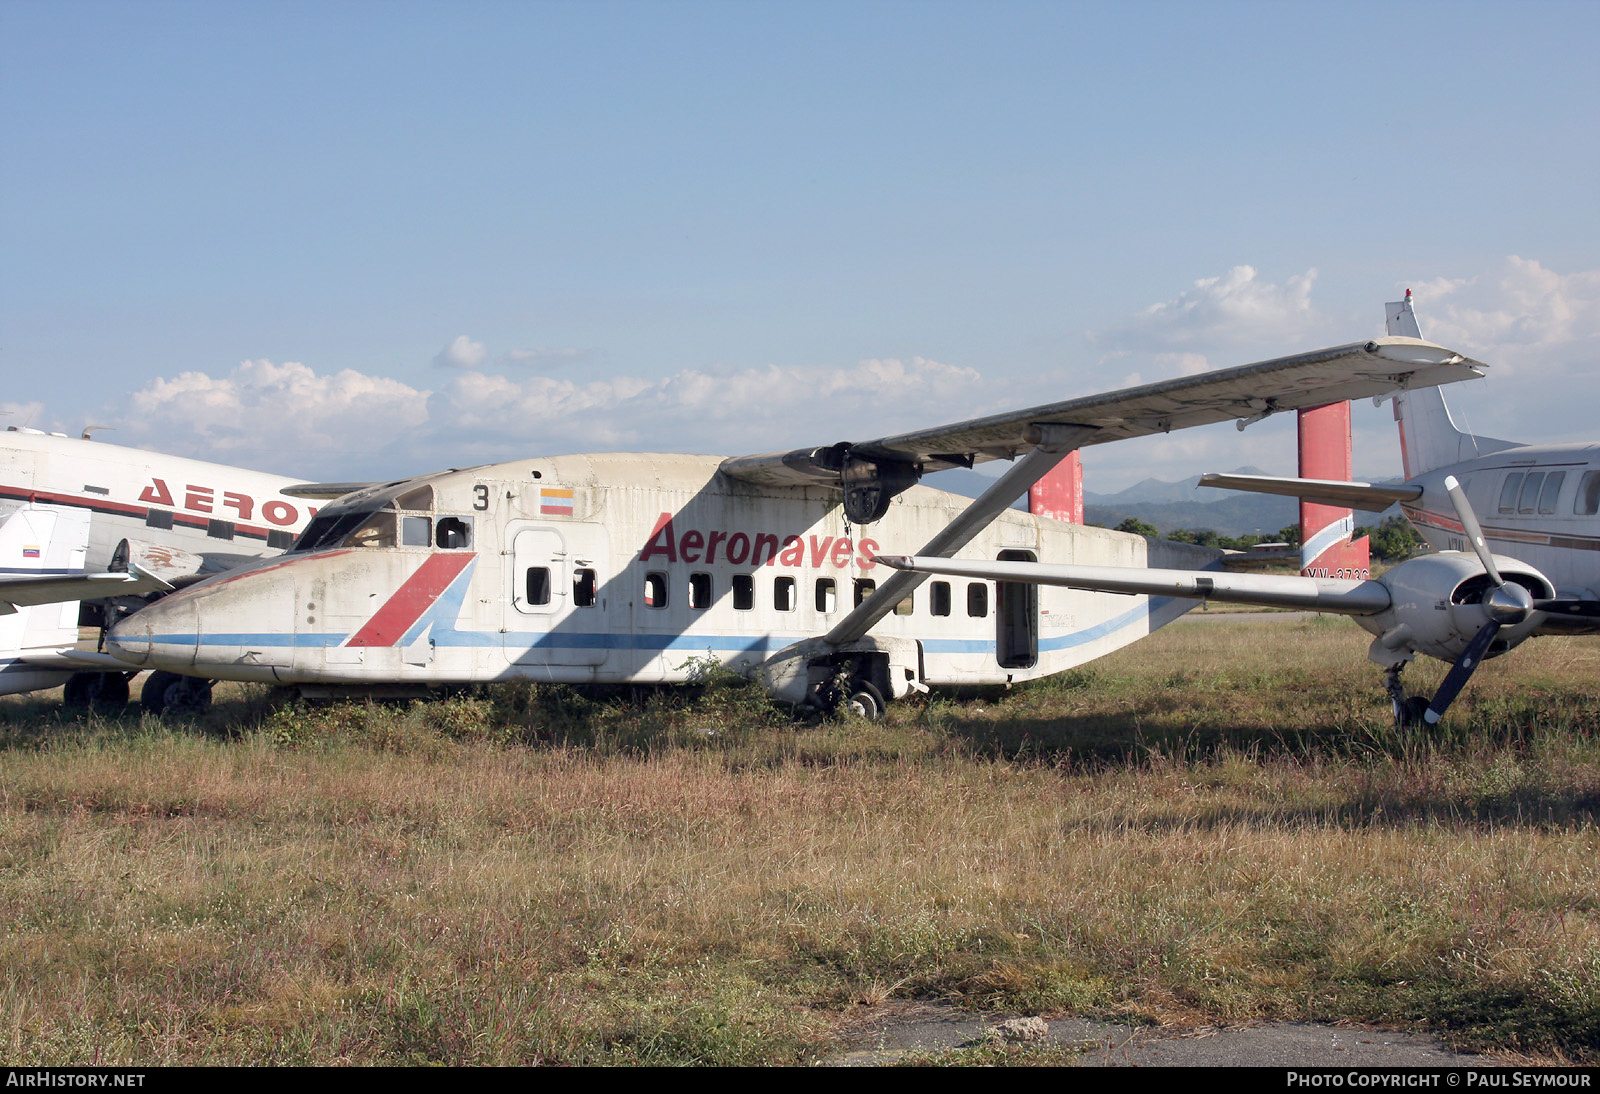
[137,477,307,527]
[638,513,879,570]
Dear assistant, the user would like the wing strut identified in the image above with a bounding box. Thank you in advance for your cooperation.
[824,426,1097,645]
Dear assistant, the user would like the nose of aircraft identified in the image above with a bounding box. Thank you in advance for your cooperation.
[106,594,194,669]
[106,608,154,667]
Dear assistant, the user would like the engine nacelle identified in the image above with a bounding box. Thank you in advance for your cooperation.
[112,538,209,585]
[1355,552,1553,667]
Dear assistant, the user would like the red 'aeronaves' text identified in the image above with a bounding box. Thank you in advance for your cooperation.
[639,513,879,570]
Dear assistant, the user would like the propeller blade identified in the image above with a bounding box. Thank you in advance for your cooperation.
[1533,597,1600,618]
[1424,618,1501,725]
[1443,475,1503,587]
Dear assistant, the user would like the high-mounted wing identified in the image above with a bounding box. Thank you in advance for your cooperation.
[765,335,1484,648]
[720,336,1485,523]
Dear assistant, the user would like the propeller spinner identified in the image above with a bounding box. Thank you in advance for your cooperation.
[1421,476,1537,724]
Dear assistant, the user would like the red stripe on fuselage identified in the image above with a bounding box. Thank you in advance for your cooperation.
[345,553,475,648]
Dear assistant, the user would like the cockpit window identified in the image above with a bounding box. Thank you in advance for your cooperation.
[344,512,397,550]
[396,485,434,511]
[401,515,431,547]
[293,509,379,553]
[436,516,473,549]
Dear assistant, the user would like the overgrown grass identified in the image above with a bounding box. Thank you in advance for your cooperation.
[0,619,1596,1064]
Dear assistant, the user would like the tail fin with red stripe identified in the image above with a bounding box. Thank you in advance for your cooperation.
[1298,401,1370,579]
[1028,451,1083,524]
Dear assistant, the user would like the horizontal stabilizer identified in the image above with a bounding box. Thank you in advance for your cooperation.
[0,564,172,614]
[280,481,381,500]
[1199,472,1422,510]
[1220,546,1299,570]
[876,555,1393,615]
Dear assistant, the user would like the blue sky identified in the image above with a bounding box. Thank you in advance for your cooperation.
[3,1,1597,488]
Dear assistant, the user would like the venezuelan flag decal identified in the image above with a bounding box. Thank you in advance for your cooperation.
[540,488,574,515]
[345,553,476,647]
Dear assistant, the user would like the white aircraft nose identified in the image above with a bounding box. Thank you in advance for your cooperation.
[106,594,199,670]
[104,615,151,666]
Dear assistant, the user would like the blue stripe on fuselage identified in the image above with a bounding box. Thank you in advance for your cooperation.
[140,597,1181,658]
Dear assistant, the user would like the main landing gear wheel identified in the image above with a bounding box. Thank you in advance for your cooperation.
[140,671,214,717]
[62,672,130,715]
[845,679,886,722]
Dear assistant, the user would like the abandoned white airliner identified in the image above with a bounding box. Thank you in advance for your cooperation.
[101,335,1485,716]
[0,427,318,710]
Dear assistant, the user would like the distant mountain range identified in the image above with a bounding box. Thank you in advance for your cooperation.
[924,465,1397,538]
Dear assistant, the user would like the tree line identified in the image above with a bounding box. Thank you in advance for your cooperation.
[1111,515,1427,561]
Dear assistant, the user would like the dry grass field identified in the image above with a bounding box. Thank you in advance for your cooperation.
[1,615,1596,1065]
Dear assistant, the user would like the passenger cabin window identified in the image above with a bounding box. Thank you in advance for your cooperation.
[207,519,234,541]
[774,576,796,612]
[401,515,431,546]
[854,579,875,607]
[732,574,754,611]
[146,509,174,530]
[894,594,914,616]
[1539,471,1566,515]
[815,578,836,613]
[267,530,295,550]
[526,568,552,606]
[930,581,951,617]
[967,583,989,618]
[1498,473,1524,514]
[436,516,473,549]
[1578,471,1600,516]
[1518,472,1545,514]
[689,572,712,610]
[573,568,597,607]
[644,571,668,608]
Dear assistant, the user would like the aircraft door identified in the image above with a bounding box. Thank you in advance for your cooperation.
[995,548,1038,670]
[505,522,609,668]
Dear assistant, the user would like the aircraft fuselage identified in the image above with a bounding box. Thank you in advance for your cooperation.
[0,428,316,574]
[106,451,1220,701]
[1402,442,1600,598]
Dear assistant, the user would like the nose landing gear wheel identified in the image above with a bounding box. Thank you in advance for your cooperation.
[140,671,214,717]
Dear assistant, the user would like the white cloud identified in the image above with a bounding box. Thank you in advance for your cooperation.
[115,360,432,476]
[501,347,592,369]
[62,257,1599,490]
[1395,257,1600,445]
[89,354,988,479]
[1092,265,1323,355]
[432,355,988,457]
[433,335,489,370]
[1402,257,1600,360]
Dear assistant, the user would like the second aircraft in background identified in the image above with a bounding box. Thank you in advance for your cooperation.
[885,293,1600,725]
